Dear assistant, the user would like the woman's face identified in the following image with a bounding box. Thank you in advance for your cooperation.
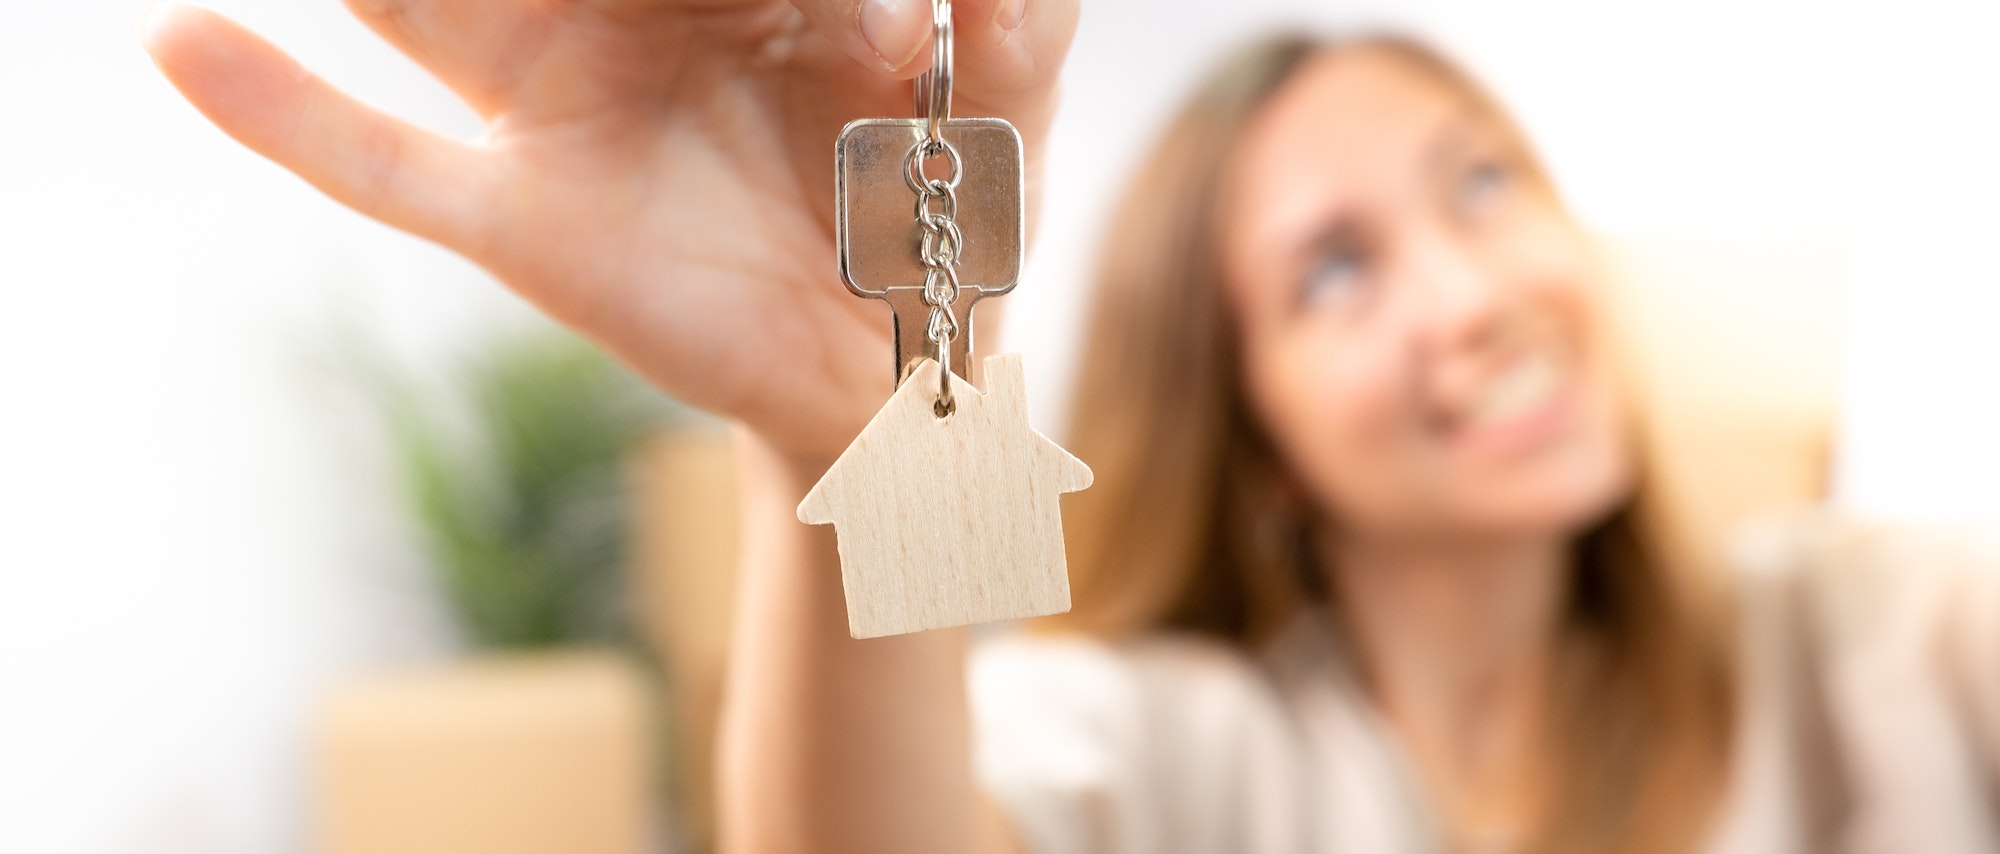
[1221,47,1634,548]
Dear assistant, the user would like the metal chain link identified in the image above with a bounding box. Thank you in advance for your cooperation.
[905,139,966,415]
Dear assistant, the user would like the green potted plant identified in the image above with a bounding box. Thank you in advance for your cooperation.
[317,325,679,854]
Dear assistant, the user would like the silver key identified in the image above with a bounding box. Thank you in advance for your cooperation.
[837,117,1023,295]
[836,117,1023,386]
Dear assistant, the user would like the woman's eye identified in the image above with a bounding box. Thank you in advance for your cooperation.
[1458,158,1510,218]
[1299,249,1367,309]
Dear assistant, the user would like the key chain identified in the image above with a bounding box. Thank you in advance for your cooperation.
[797,0,1093,639]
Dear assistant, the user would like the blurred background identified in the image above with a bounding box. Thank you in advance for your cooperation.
[2,1,1997,852]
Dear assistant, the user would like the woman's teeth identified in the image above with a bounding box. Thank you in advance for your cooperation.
[1458,354,1560,431]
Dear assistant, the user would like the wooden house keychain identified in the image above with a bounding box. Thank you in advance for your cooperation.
[797,0,1093,639]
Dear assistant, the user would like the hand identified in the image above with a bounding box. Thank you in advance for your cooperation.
[142,0,1077,461]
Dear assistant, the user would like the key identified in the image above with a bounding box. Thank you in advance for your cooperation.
[836,120,1022,386]
[837,118,1024,294]
[800,0,1092,639]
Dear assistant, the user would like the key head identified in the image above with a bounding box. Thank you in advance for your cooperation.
[836,117,1024,297]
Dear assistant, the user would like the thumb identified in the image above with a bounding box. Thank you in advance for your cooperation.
[789,0,936,76]
[789,0,1076,123]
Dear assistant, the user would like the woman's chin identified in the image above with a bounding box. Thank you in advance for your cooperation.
[1452,443,1637,539]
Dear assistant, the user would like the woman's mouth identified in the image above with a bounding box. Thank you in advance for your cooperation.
[1436,351,1573,457]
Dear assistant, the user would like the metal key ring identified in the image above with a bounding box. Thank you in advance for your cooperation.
[912,0,953,149]
[934,332,955,416]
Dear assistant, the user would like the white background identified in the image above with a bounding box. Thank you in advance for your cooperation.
[1,1,1996,852]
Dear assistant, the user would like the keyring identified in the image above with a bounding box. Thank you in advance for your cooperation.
[933,331,955,415]
[912,0,953,150]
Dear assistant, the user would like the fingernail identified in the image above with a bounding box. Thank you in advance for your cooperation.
[861,0,927,71]
[993,0,1026,32]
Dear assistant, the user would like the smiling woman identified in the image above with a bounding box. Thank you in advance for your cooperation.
[128,1,1999,852]
[1043,36,1731,853]
[971,30,2000,854]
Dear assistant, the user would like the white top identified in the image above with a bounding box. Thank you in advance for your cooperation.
[968,514,2000,853]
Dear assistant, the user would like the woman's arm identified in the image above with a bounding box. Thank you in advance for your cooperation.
[719,431,1017,853]
[142,1,1076,850]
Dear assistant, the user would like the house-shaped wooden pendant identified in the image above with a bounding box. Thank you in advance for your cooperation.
[798,354,1093,638]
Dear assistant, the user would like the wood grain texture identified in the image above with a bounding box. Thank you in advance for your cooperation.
[798,354,1093,639]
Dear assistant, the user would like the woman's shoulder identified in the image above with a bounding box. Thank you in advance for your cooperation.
[1718,510,2000,850]
[1725,509,1999,708]
[1726,509,2000,653]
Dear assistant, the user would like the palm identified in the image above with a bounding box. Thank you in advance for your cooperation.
[145,0,1073,458]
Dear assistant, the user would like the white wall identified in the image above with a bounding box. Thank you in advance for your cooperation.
[1,3,505,852]
[1012,1,2000,527]
[1,1,1995,852]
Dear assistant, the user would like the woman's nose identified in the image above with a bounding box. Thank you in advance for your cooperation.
[1410,233,1508,356]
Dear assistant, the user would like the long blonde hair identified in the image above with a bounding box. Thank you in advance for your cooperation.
[1051,34,1736,853]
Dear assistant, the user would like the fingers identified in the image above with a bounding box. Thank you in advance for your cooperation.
[948,0,1077,111]
[787,0,1076,110]
[786,0,932,76]
[340,0,545,118]
[142,3,495,258]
